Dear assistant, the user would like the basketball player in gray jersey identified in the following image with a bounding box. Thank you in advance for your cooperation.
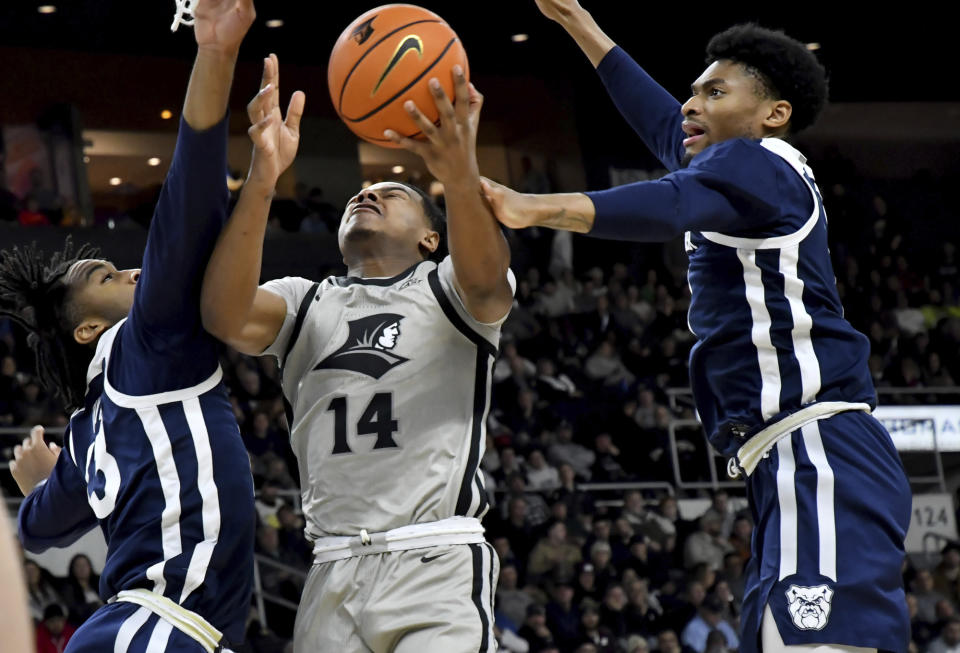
[202,63,513,652]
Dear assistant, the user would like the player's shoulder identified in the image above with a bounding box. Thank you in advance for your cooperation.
[692,138,806,191]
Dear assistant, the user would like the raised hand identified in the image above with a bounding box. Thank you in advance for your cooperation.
[246,54,306,189]
[534,0,587,23]
[9,425,61,497]
[192,0,257,56]
[384,65,481,184]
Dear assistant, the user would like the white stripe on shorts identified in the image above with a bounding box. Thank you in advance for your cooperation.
[114,606,153,653]
[777,436,798,580]
[145,618,174,653]
[801,420,837,581]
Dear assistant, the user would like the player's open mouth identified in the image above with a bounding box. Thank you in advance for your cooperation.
[682,121,706,148]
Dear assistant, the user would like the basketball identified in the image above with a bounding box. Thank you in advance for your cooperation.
[328,4,470,148]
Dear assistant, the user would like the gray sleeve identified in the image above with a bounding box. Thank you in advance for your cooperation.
[259,276,316,364]
[437,256,516,343]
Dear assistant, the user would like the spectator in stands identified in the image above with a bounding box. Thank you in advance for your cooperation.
[527,449,561,491]
[599,583,629,639]
[927,616,960,653]
[505,472,552,529]
[545,580,581,650]
[914,568,949,624]
[587,540,619,592]
[497,562,535,631]
[722,552,746,605]
[680,594,738,653]
[497,496,536,566]
[579,599,616,653]
[728,515,752,563]
[625,577,663,637]
[519,603,556,653]
[36,603,75,653]
[657,628,685,653]
[906,592,935,649]
[591,433,627,482]
[60,554,102,626]
[23,559,65,622]
[574,562,602,605]
[683,511,734,571]
[549,422,595,481]
[276,504,311,566]
[528,520,583,584]
[255,482,285,529]
[585,341,635,391]
[626,634,650,653]
[934,543,960,607]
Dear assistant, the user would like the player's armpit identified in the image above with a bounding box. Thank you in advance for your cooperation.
[204,287,287,356]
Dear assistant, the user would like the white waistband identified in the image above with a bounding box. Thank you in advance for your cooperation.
[112,589,228,653]
[312,516,486,564]
[728,401,871,479]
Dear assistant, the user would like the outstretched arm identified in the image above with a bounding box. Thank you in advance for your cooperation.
[130,0,255,338]
[0,488,32,653]
[386,67,513,324]
[13,427,99,552]
[536,0,685,170]
[481,140,782,242]
[201,55,305,355]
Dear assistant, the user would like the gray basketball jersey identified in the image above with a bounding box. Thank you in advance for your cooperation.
[261,257,513,540]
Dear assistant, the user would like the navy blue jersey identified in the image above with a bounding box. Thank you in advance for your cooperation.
[17,117,255,644]
[584,47,875,455]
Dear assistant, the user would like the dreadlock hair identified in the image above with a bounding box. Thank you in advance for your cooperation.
[397,182,447,260]
[705,23,829,134]
[0,238,101,411]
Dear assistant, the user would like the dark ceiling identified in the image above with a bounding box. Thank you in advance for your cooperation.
[1,1,954,104]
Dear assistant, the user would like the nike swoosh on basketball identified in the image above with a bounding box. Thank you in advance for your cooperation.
[372,35,424,95]
[420,552,447,563]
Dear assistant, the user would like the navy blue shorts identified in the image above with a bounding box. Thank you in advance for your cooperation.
[66,601,207,652]
[739,410,911,652]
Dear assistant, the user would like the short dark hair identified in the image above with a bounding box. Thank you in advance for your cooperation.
[397,182,446,259]
[0,238,100,409]
[705,23,828,133]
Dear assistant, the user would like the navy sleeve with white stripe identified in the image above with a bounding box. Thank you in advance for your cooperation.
[586,139,809,241]
[18,450,99,551]
[112,115,230,395]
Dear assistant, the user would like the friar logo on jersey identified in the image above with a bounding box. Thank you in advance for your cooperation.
[785,584,834,631]
[314,313,409,379]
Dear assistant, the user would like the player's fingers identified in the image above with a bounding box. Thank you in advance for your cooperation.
[284,91,306,135]
[247,83,273,124]
[30,424,44,446]
[13,444,22,460]
[21,436,33,452]
[402,101,439,143]
[248,113,276,148]
[479,177,501,205]
[259,55,273,92]
[452,65,470,122]
[49,442,62,457]
[268,54,281,114]
[467,82,484,121]
[8,460,15,474]
[383,129,426,157]
[428,78,456,126]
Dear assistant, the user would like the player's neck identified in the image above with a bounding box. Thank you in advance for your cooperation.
[345,253,424,279]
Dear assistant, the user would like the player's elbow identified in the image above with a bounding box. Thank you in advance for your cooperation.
[200,298,236,343]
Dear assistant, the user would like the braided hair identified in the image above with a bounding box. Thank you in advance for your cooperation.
[0,238,101,410]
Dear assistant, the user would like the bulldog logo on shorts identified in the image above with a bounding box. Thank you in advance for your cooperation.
[786,584,833,631]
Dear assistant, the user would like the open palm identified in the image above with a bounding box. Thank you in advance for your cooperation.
[247,55,305,186]
[192,0,256,53]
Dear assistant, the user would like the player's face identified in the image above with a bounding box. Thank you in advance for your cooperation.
[65,259,139,344]
[679,60,789,162]
[338,182,438,262]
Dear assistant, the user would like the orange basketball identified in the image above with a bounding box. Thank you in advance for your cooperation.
[328,4,469,148]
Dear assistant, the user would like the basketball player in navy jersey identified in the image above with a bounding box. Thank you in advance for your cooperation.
[201,67,512,651]
[480,2,911,652]
[0,2,296,650]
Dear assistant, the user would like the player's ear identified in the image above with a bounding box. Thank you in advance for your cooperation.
[419,229,440,256]
[74,318,108,346]
[763,99,792,132]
